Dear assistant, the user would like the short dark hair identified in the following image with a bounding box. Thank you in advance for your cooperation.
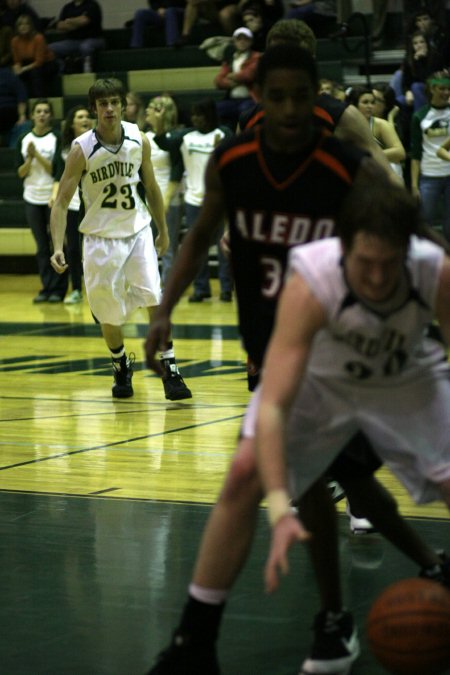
[266,19,317,56]
[338,176,423,251]
[255,43,318,89]
[88,78,127,112]
[191,97,218,129]
[31,98,53,115]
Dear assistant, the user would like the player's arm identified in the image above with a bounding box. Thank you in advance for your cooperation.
[434,257,450,345]
[255,270,326,592]
[334,104,402,183]
[144,155,226,371]
[50,143,85,272]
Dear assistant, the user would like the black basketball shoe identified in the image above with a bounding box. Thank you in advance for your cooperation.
[112,353,134,398]
[300,610,360,675]
[146,632,220,674]
[161,358,192,401]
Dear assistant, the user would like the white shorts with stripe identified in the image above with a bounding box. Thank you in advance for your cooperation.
[83,226,162,325]
[243,365,450,505]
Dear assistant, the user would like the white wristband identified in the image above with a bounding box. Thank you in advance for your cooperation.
[266,489,292,527]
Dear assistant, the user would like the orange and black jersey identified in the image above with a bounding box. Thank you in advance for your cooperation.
[214,125,367,368]
[238,92,346,133]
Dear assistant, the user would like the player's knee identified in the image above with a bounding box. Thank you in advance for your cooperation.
[220,451,262,503]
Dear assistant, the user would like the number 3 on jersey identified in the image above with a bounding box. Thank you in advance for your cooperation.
[261,256,283,298]
[101,182,135,210]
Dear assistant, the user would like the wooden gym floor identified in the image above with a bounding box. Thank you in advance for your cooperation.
[0,274,449,675]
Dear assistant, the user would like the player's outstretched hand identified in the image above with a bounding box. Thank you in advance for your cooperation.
[264,513,311,594]
[50,250,68,274]
[145,312,172,375]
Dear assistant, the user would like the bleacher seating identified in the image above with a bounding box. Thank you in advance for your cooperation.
[0,16,408,267]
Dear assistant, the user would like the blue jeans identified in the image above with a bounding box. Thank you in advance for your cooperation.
[25,201,68,297]
[184,202,233,296]
[158,203,183,285]
[48,37,106,67]
[419,174,450,242]
[130,7,183,47]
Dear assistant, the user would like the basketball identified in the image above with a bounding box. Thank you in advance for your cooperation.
[367,578,450,675]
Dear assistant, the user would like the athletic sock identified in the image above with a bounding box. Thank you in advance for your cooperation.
[110,345,126,369]
[160,341,175,361]
[178,594,226,644]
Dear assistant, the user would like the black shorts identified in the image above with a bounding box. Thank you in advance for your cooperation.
[327,431,382,482]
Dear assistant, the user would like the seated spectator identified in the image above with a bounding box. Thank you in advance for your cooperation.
[244,0,284,30]
[240,3,267,51]
[0,0,41,31]
[401,29,443,111]
[0,63,27,145]
[129,1,185,49]
[214,26,260,129]
[404,3,447,42]
[176,0,242,47]
[240,0,284,51]
[124,91,146,129]
[407,8,450,67]
[11,14,58,97]
[47,0,105,73]
[0,22,12,65]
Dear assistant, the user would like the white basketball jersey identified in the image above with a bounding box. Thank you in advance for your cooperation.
[76,121,150,238]
[288,236,447,383]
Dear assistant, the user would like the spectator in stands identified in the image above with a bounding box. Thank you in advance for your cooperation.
[371,81,407,143]
[0,0,41,31]
[348,84,405,181]
[400,29,442,111]
[240,4,267,51]
[152,97,234,301]
[406,8,450,68]
[47,0,105,73]
[175,0,247,47]
[239,1,284,52]
[0,63,27,146]
[145,94,183,285]
[318,76,333,94]
[124,91,147,130]
[17,98,68,303]
[51,105,93,305]
[404,3,447,41]
[410,69,450,241]
[129,0,185,49]
[318,76,348,103]
[215,26,260,129]
[11,14,58,97]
